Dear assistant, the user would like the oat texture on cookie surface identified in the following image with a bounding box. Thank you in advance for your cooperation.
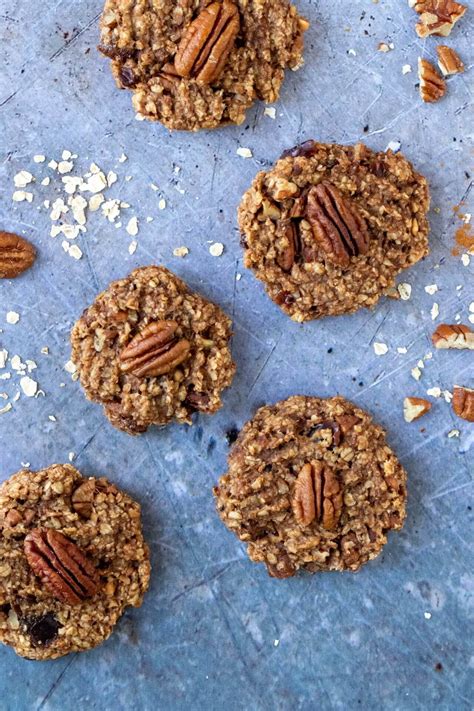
[215,396,407,578]
[99,0,308,130]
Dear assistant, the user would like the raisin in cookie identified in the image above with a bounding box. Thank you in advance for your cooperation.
[71,266,236,435]
[238,141,430,321]
[99,0,308,130]
[0,464,150,660]
[214,396,407,578]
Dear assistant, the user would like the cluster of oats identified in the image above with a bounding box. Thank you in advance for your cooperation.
[0,337,44,415]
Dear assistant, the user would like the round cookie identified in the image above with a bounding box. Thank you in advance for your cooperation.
[99,0,308,130]
[238,141,430,321]
[0,464,150,660]
[71,266,236,435]
[214,396,407,578]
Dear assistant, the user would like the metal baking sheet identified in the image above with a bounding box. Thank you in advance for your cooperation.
[0,0,472,708]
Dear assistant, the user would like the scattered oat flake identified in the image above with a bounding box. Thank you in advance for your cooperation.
[424,612,432,620]
[397,283,411,300]
[0,403,12,415]
[373,342,388,356]
[118,153,128,163]
[48,415,57,422]
[386,141,401,154]
[41,177,51,187]
[431,303,439,320]
[158,199,166,210]
[127,240,138,255]
[64,360,77,374]
[6,312,20,325]
[425,284,438,295]
[68,452,76,462]
[48,160,58,170]
[173,246,189,258]
[89,193,105,212]
[274,639,280,647]
[57,161,74,175]
[427,387,441,398]
[209,242,224,257]
[81,172,107,194]
[236,147,252,159]
[469,314,474,324]
[469,302,474,313]
[126,216,139,236]
[107,171,118,187]
[264,107,276,119]
[12,190,33,203]
[402,64,412,74]
[150,184,159,192]
[348,49,357,56]
[397,346,408,354]
[62,150,72,160]
[41,347,49,355]
[236,273,242,281]
[0,350,7,369]
[411,367,422,381]
[33,155,46,163]
[443,390,453,403]
[20,376,38,397]
[14,170,34,188]
[461,253,470,266]
[447,429,460,438]
[68,244,83,260]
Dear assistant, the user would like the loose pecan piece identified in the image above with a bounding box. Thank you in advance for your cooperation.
[409,0,467,37]
[24,529,100,605]
[403,396,432,423]
[119,321,191,377]
[418,58,446,103]
[436,45,464,75]
[0,231,36,278]
[292,461,343,530]
[306,183,370,267]
[174,1,240,85]
[452,386,474,422]
[432,324,474,350]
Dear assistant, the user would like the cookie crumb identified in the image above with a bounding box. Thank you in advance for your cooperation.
[209,243,225,257]
[173,246,189,258]
[236,147,253,159]
[397,282,412,300]
[373,342,388,356]
[6,312,20,325]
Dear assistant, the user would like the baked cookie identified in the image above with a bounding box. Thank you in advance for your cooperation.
[214,396,407,578]
[99,0,308,130]
[0,464,150,660]
[238,141,430,321]
[71,266,236,435]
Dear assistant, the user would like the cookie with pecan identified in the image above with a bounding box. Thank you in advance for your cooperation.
[71,266,236,434]
[238,141,430,321]
[214,396,407,578]
[99,0,308,130]
[0,464,150,659]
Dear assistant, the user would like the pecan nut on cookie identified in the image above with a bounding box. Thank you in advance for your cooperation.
[214,396,407,579]
[0,464,150,660]
[238,141,430,321]
[99,0,308,130]
[71,266,236,435]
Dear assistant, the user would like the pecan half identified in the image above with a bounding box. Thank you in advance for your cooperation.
[292,461,343,530]
[306,183,370,267]
[0,231,36,279]
[174,1,240,85]
[276,223,299,272]
[409,0,467,37]
[452,386,474,422]
[418,58,446,103]
[71,479,109,519]
[437,45,464,75]
[24,529,100,605]
[432,324,474,350]
[119,321,191,377]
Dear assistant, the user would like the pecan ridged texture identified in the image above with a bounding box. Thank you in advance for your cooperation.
[418,58,446,103]
[174,1,240,85]
[452,386,474,422]
[292,461,343,530]
[119,321,191,378]
[276,223,299,272]
[432,323,474,350]
[24,529,100,605]
[0,231,36,278]
[306,183,370,267]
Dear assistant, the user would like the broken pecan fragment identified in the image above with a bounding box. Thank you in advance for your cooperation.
[306,183,370,268]
[0,231,36,279]
[292,461,343,530]
[71,479,96,519]
[452,385,474,422]
[403,397,432,423]
[119,321,191,378]
[409,0,467,37]
[436,45,464,75]
[174,1,240,85]
[280,140,318,159]
[432,324,474,350]
[418,58,446,103]
[24,529,100,605]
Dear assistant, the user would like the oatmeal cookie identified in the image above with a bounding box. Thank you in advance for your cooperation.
[238,141,430,321]
[0,464,150,660]
[99,0,308,130]
[71,266,236,435]
[214,396,407,578]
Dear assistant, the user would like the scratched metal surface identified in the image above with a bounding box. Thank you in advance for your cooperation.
[0,0,473,709]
